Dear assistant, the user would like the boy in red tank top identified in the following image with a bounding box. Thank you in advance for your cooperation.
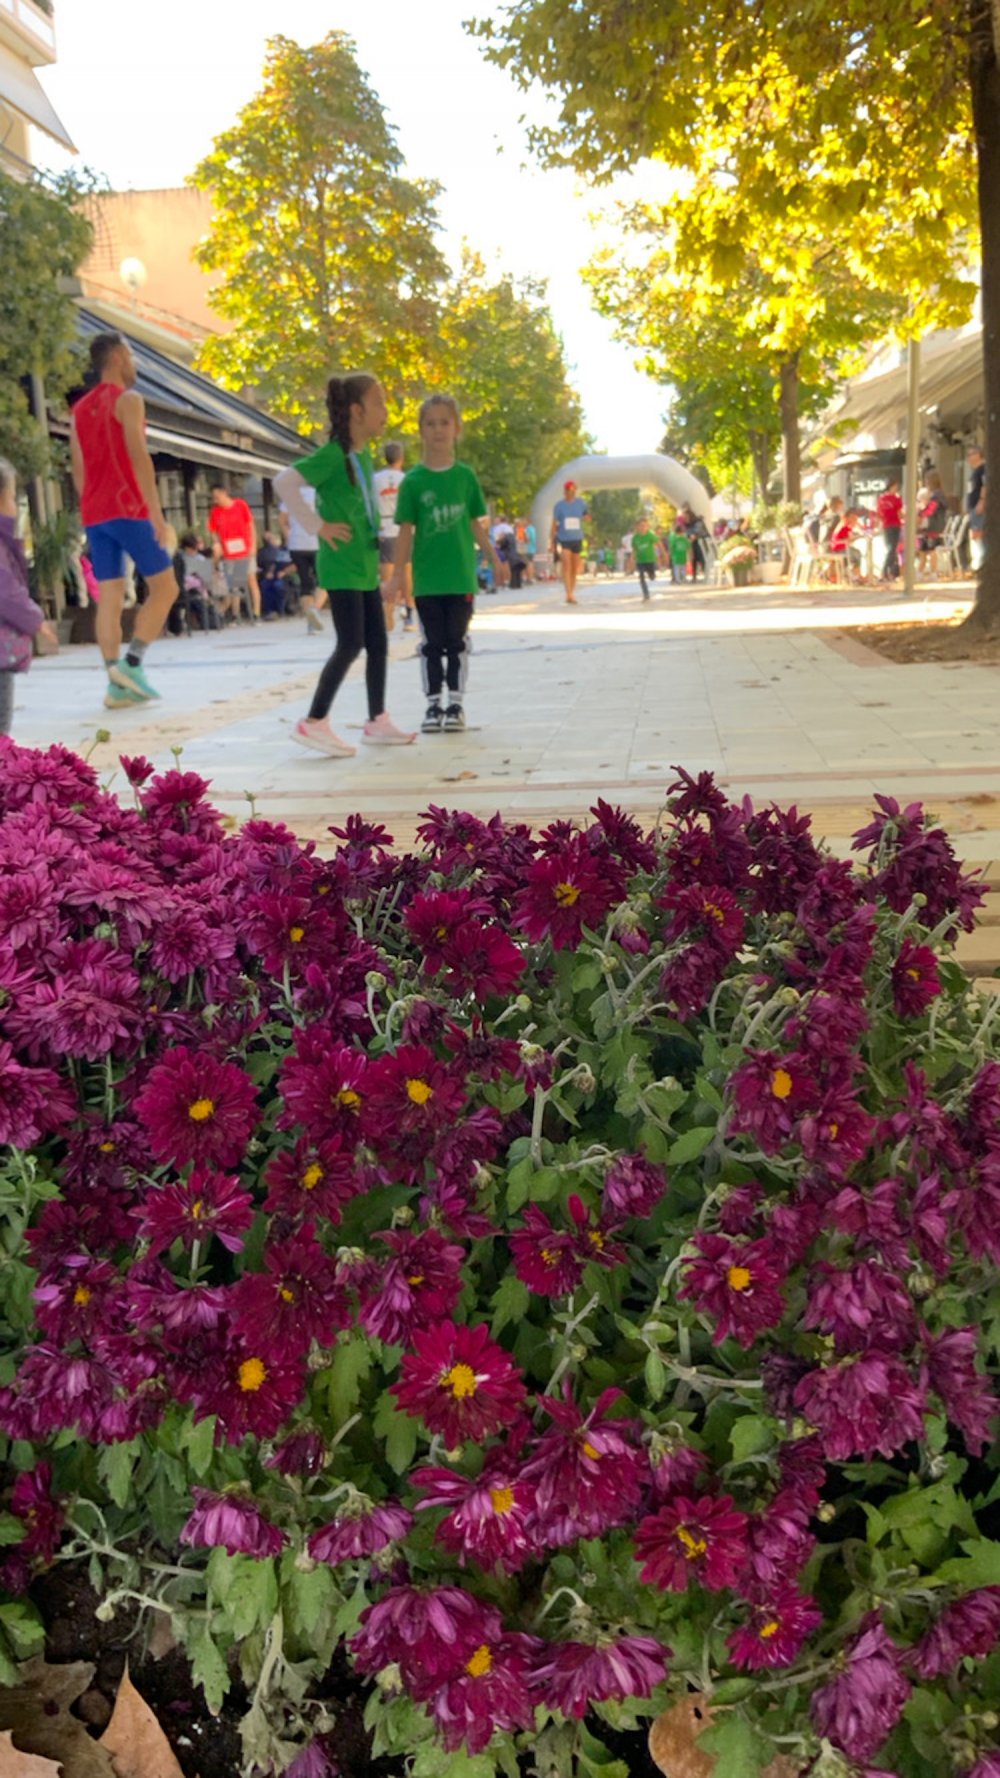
[70,331,180,708]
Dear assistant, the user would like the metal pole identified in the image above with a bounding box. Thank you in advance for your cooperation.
[903,337,922,597]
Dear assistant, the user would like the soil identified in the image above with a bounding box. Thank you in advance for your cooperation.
[842,616,1000,664]
[26,1563,659,1777]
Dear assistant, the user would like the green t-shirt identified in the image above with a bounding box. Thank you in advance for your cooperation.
[632,529,657,564]
[394,461,487,596]
[295,441,379,591]
[669,531,691,565]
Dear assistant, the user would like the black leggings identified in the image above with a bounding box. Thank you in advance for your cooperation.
[882,526,901,579]
[308,587,387,721]
[416,595,473,698]
[637,561,656,597]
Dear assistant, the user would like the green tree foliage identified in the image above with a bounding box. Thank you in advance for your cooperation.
[190,33,448,434]
[477,0,1000,611]
[0,169,92,478]
[436,251,588,513]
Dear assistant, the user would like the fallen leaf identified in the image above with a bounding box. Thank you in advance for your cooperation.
[98,1662,186,1778]
[0,1731,61,1776]
[0,1658,116,1776]
[441,770,478,782]
[648,1697,799,1778]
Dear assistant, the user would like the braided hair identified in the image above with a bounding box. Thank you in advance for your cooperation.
[326,372,378,484]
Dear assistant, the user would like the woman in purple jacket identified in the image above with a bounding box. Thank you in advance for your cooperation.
[0,458,57,734]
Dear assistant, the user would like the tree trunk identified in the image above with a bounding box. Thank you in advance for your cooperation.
[748,429,771,498]
[779,354,802,507]
[970,0,1000,625]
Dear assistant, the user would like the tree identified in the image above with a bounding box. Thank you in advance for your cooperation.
[477,0,999,615]
[190,33,448,434]
[436,250,588,512]
[0,168,92,477]
[585,234,891,502]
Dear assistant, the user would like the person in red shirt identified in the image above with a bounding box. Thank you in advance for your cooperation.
[69,330,180,708]
[876,479,903,582]
[208,485,260,621]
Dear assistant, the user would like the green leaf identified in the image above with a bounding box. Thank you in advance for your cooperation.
[99,1438,139,1510]
[697,1711,771,1778]
[209,1553,278,1640]
[0,1599,45,1656]
[729,1414,773,1463]
[644,1348,666,1402]
[667,1126,714,1167]
[325,1336,372,1426]
[411,1746,499,1778]
[187,1414,217,1479]
[0,1512,26,1546]
[491,1273,531,1336]
[936,1538,1000,1587]
[188,1625,230,1713]
[372,1389,420,1474]
[284,1562,336,1638]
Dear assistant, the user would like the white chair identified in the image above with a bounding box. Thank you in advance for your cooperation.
[937,514,969,579]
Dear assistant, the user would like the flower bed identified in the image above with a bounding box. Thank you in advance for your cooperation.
[0,739,998,1778]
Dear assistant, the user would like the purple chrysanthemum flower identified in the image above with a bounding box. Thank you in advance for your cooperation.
[351,1585,502,1696]
[132,1047,258,1168]
[412,1460,537,1574]
[924,1326,997,1456]
[911,1587,1000,1678]
[679,1233,787,1347]
[309,1500,412,1565]
[811,1614,910,1763]
[528,1635,670,1717]
[794,1354,927,1461]
[180,1489,287,1558]
[603,1154,667,1219]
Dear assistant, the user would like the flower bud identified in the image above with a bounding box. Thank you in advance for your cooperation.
[515,993,532,1012]
[294,1550,317,1573]
[817,1502,837,1523]
[377,1663,403,1694]
[365,970,387,991]
[573,1064,596,1095]
[95,728,111,745]
[391,1204,415,1228]
[95,1600,116,1623]
[982,1712,999,1731]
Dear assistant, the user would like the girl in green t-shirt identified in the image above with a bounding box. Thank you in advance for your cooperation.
[274,371,415,758]
[391,395,499,734]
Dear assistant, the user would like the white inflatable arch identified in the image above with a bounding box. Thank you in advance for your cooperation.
[530,453,711,548]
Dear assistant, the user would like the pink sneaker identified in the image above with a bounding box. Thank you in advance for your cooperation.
[292,717,356,758]
[362,713,416,746]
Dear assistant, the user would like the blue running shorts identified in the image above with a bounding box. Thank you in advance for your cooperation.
[87,518,173,583]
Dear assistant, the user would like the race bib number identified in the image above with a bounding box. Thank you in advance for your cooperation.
[563,516,581,533]
[224,538,246,557]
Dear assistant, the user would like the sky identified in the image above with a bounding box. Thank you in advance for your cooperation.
[35,0,670,454]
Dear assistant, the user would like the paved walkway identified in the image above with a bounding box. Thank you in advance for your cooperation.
[9,574,1000,855]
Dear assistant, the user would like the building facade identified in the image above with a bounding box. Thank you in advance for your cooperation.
[0,0,72,174]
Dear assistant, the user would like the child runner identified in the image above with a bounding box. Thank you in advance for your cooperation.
[631,516,660,600]
[69,331,180,709]
[274,371,415,757]
[668,521,691,585]
[391,394,498,733]
[372,442,414,631]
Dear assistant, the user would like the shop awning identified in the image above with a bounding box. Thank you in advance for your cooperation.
[0,42,74,151]
[146,426,287,480]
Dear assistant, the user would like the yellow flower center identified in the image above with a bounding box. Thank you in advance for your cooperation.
[554,881,580,908]
[407,1273,425,1286]
[435,924,448,940]
[73,1285,92,1307]
[588,1229,605,1251]
[540,1246,558,1266]
[727,1265,752,1292]
[190,1199,205,1220]
[465,1644,493,1678]
[770,1068,793,1101]
[280,1287,295,1303]
[238,1357,267,1393]
[289,925,305,944]
[406,1078,434,1106]
[301,1163,324,1190]
[703,901,725,924]
[188,1098,215,1122]
[337,1089,361,1110]
[99,1140,116,1153]
[676,1525,708,1561]
[317,883,330,896]
[760,1619,781,1639]
[581,1439,601,1460]
[443,1362,478,1399]
[490,1486,515,1515]
[905,967,920,981]
[828,1121,839,1139]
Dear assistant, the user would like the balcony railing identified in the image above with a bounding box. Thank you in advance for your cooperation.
[0,0,57,64]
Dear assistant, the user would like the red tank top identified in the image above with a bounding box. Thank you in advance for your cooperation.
[73,383,149,525]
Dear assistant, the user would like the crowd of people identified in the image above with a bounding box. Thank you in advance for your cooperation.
[0,326,990,742]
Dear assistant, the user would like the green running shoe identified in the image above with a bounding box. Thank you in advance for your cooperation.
[104,682,146,710]
[109,658,160,701]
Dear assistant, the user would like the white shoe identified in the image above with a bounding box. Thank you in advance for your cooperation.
[362,713,416,746]
[292,718,356,757]
[306,610,325,634]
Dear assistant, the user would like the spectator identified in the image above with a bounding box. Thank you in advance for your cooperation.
[0,457,57,733]
[876,480,903,582]
[258,529,296,620]
[918,472,949,561]
[175,531,219,631]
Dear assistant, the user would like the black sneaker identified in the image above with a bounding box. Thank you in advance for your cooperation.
[422,700,444,732]
[443,703,466,731]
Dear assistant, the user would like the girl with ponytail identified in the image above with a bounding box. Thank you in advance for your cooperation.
[274,372,415,755]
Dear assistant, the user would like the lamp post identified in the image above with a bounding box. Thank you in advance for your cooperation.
[903,336,922,599]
